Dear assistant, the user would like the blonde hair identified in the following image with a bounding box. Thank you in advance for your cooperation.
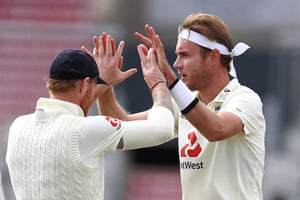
[46,78,78,93]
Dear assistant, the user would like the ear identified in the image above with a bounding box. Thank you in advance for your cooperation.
[79,77,91,95]
[209,49,221,64]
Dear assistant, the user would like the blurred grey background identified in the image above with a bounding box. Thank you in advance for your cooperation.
[1,0,300,199]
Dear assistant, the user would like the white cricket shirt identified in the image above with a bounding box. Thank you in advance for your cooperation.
[177,79,266,200]
[6,98,174,200]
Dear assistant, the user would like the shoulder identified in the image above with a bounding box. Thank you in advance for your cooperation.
[231,82,263,105]
[80,115,123,140]
[10,113,35,128]
[83,115,122,130]
[221,80,265,119]
[222,83,266,135]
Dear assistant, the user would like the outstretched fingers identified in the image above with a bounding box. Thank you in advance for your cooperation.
[138,44,166,91]
[81,45,92,56]
[137,44,147,67]
[104,37,137,85]
[84,33,138,86]
[135,32,152,47]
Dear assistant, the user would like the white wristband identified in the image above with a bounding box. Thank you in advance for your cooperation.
[170,79,198,114]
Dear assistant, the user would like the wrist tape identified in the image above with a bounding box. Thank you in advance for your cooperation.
[169,78,199,114]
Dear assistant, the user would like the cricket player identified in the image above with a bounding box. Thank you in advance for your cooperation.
[102,13,266,200]
[6,33,174,200]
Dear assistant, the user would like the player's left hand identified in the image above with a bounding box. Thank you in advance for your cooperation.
[137,44,166,91]
[82,33,137,86]
[135,24,177,87]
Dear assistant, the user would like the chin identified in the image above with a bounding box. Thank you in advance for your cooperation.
[185,82,195,91]
[181,77,188,85]
[180,76,186,82]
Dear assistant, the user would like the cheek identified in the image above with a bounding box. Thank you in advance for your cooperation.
[185,58,201,74]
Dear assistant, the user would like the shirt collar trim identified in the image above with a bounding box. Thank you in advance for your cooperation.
[210,78,240,104]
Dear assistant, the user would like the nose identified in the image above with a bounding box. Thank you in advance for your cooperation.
[173,56,182,70]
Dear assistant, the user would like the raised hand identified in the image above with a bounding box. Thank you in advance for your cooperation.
[135,24,177,86]
[82,32,137,86]
[137,44,166,92]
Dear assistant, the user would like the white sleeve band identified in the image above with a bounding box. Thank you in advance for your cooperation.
[170,79,196,111]
[122,106,174,150]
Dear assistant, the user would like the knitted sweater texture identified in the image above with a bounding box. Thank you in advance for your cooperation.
[6,107,104,200]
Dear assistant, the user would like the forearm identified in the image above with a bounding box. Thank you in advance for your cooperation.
[164,69,177,88]
[151,82,174,114]
[169,79,243,141]
[177,97,244,142]
[184,102,226,141]
[97,87,128,120]
[97,87,148,120]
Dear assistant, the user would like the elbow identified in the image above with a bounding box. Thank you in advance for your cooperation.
[150,106,175,142]
[204,119,229,142]
[159,125,174,143]
[205,129,227,142]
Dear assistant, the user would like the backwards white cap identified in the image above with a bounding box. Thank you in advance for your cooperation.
[178,29,250,78]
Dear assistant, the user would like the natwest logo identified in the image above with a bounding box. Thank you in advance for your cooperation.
[105,116,121,130]
[180,131,202,157]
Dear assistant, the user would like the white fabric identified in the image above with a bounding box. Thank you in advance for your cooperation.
[80,106,174,155]
[0,172,5,200]
[6,98,105,200]
[178,29,250,78]
[174,79,266,200]
[178,29,250,57]
[121,106,174,150]
[170,80,196,111]
[229,61,237,77]
[6,98,174,200]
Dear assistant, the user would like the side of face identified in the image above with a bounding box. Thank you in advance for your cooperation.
[173,39,212,91]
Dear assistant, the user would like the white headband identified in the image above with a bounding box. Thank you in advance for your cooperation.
[178,29,250,57]
[178,29,250,77]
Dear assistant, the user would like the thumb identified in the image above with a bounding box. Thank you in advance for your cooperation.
[111,68,137,86]
[123,68,138,79]
[148,48,156,63]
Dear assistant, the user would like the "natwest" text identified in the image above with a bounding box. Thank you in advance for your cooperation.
[180,161,204,169]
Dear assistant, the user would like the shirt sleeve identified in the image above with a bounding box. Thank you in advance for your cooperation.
[80,115,124,158]
[221,89,265,135]
[79,106,174,162]
[122,106,174,150]
[172,99,180,137]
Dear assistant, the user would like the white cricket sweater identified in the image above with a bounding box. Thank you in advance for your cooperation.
[6,98,174,200]
[6,99,104,200]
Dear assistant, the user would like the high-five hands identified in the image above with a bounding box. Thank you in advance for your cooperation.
[135,24,177,86]
[82,32,137,86]
[137,44,166,92]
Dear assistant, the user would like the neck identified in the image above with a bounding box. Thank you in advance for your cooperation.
[197,73,230,105]
[49,92,88,116]
[49,92,79,105]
